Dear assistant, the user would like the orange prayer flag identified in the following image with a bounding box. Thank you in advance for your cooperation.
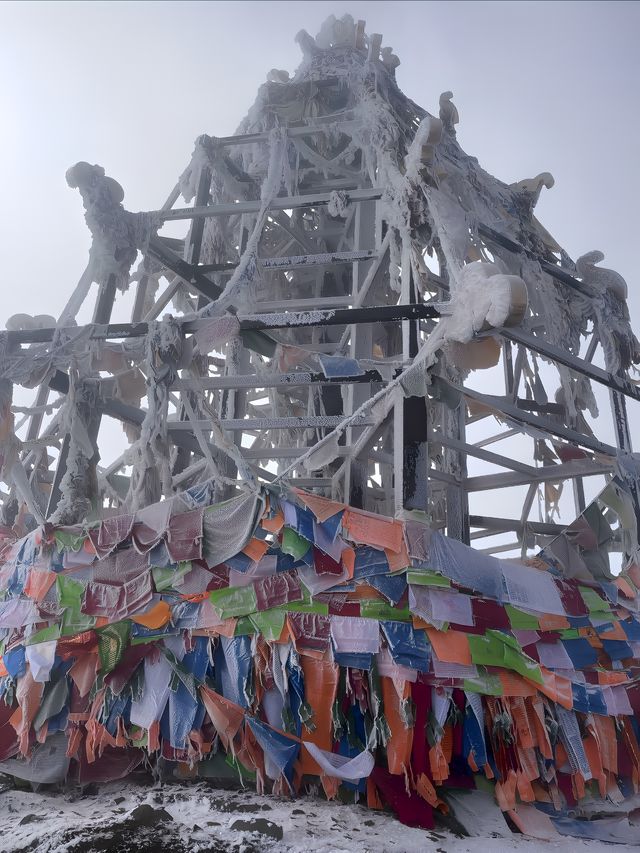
[298,658,339,776]
[199,685,244,752]
[412,616,432,632]
[131,600,171,630]
[517,745,540,782]
[615,576,637,599]
[509,696,534,748]
[531,667,573,710]
[573,771,586,801]
[182,591,209,603]
[320,773,340,800]
[148,719,160,753]
[627,563,640,587]
[584,734,606,798]
[24,569,57,602]
[494,769,517,811]
[592,714,618,774]
[69,653,99,697]
[530,781,552,803]
[537,613,570,631]
[516,770,536,802]
[597,669,628,686]
[426,628,472,665]
[442,724,454,763]
[380,674,413,776]
[367,776,384,810]
[342,509,404,553]
[293,489,345,523]
[262,510,284,534]
[526,697,552,760]
[209,618,237,638]
[8,706,22,734]
[276,619,291,645]
[242,537,269,562]
[499,671,537,698]
[416,773,448,812]
[341,546,355,578]
[429,742,449,783]
[348,584,384,601]
[385,539,410,572]
[0,657,7,677]
[599,622,627,642]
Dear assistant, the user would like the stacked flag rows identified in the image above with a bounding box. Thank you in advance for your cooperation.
[1,482,640,839]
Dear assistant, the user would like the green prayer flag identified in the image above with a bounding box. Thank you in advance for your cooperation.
[56,575,85,609]
[467,630,542,685]
[559,628,581,640]
[234,616,255,636]
[501,642,543,685]
[406,571,451,588]
[467,632,504,667]
[579,585,612,615]
[505,605,539,630]
[97,621,130,673]
[61,608,96,636]
[274,586,328,615]
[26,624,61,645]
[281,527,311,560]
[249,610,286,640]
[129,728,148,748]
[163,647,198,698]
[209,584,258,619]
[360,599,411,621]
[33,670,69,731]
[463,668,503,696]
[54,529,88,552]
[152,561,192,592]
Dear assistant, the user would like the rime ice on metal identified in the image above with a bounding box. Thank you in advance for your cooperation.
[2,15,639,557]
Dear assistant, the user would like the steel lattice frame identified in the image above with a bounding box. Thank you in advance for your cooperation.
[2,17,638,563]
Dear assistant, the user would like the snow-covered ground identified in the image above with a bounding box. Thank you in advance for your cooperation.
[0,779,634,853]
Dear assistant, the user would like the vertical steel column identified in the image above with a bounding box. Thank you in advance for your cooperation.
[47,272,118,519]
[445,399,470,543]
[173,164,212,478]
[345,198,377,508]
[392,237,429,516]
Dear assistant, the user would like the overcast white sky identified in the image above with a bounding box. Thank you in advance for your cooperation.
[0,0,639,538]
[1,0,638,322]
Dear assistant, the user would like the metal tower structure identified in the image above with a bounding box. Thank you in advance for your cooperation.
[2,15,639,560]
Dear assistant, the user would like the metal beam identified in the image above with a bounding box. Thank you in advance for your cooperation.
[156,187,383,222]
[6,304,440,346]
[469,515,568,536]
[239,303,439,331]
[213,120,359,149]
[146,235,222,301]
[461,385,621,458]
[174,369,389,392]
[433,432,537,477]
[500,326,640,406]
[197,250,378,276]
[477,224,592,298]
[465,459,612,492]
[169,415,375,431]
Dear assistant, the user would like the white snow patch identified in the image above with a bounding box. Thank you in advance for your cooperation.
[0,781,627,853]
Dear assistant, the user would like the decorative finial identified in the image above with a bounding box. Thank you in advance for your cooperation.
[439,91,459,135]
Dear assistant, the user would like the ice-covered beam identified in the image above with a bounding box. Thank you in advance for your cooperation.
[156,187,383,222]
[465,459,613,492]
